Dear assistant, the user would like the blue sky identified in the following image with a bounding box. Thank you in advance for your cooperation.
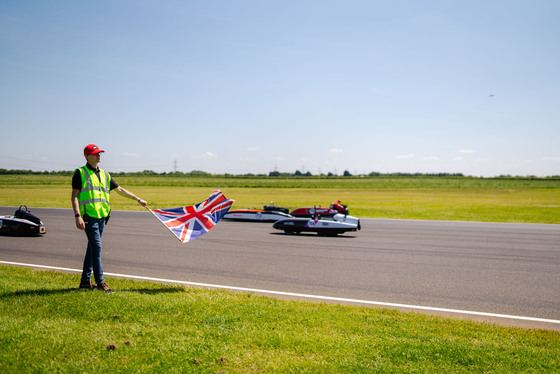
[1,0,559,176]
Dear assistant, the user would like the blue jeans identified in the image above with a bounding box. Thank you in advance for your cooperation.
[81,217,106,284]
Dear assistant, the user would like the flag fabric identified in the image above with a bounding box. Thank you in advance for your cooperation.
[149,189,234,243]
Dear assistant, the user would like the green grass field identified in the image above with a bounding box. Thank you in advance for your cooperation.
[1,175,559,223]
[2,175,560,372]
[2,265,559,373]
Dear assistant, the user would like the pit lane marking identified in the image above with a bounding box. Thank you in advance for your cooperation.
[2,260,559,326]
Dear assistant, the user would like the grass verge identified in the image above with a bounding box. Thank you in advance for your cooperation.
[1,265,559,373]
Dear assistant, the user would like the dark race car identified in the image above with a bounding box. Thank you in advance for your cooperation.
[223,203,291,222]
[0,205,46,236]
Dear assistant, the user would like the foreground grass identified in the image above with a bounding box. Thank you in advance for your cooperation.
[1,265,559,373]
[1,176,559,223]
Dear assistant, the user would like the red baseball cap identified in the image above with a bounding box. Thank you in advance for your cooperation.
[84,144,105,156]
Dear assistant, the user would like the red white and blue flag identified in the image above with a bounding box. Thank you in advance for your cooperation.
[149,189,234,243]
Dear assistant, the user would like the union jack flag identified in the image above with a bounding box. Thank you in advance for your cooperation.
[149,189,234,243]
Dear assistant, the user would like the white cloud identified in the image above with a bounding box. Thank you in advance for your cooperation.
[397,154,415,159]
[542,156,560,162]
[329,148,344,153]
[459,149,475,154]
[123,152,139,157]
[474,158,488,163]
[200,152,217,159]
[454,156,465,161]
[423,156,440,161]
[247,147,260,151]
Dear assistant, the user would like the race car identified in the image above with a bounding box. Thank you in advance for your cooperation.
[223,203,292,222]
[0,205,46,236]
[273,213,360,236]
[290,201,349,218]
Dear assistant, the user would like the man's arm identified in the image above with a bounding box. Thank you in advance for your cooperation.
[115,186,148,208]
[71,188,85,230]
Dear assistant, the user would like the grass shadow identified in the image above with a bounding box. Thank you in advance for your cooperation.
[1,286,185,297]
[2,288,80,297]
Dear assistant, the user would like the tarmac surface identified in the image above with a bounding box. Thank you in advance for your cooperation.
[1,206,559,330]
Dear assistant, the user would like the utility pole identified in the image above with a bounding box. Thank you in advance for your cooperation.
[174,159,177,173]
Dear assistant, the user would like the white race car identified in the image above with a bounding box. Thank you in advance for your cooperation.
[273,213,360,236]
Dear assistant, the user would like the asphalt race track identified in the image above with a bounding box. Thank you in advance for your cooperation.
[1,207,559,330]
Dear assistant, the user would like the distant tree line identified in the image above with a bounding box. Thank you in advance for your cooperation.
[0,169,74,175]
[268,170,358,177]
[2,168,559,179]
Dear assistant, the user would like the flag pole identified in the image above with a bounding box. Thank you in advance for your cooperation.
[145,206,183,242]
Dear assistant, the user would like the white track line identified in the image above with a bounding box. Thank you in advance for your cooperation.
[2,260,559,325]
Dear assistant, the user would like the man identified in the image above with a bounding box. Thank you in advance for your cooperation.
[71,144,148,293]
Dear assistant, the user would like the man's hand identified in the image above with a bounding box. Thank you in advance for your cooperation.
[138,198,148,208]
[75,216,85,230]
[71,189,85,230]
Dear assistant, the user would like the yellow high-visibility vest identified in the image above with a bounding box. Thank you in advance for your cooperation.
[76,166,111,219]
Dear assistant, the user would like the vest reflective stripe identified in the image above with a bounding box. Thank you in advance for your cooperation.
[81,185,109,194]
[79,198,109,206]
[76,166,111,218]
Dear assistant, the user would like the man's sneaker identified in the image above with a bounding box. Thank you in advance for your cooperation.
[79,280,96,289]
[97,281,114,293]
